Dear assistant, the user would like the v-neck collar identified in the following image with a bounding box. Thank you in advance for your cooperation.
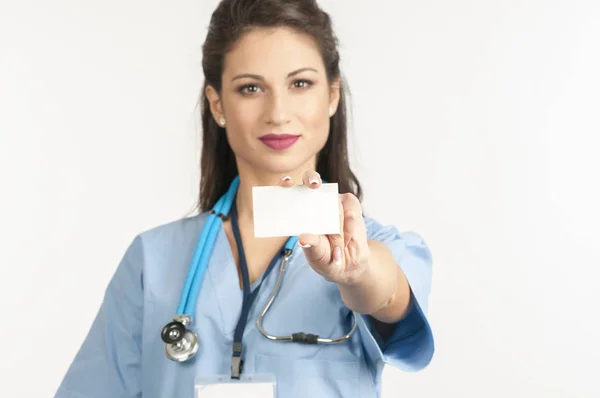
[205,218,304,337]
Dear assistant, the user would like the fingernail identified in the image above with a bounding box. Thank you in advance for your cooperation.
[333,246,342,265]
[309,176,320,186]
[281,176,291,182]
[299,242,311,248]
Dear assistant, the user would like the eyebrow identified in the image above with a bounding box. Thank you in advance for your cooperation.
[231,67,318,82]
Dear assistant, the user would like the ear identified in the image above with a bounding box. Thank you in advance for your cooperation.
[328,77,341,116]
[205,84,225,125]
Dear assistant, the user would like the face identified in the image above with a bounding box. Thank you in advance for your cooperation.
[206,27,340,178]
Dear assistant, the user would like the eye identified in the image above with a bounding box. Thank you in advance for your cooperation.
[238,84,261,95]
[292,79,313,89]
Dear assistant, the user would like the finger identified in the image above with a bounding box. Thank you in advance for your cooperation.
[279,175,295,188]
[326,196,345,264]
[301,170,321,189]
[339,193,363,233]
[339,193,364,248]
[298,233,331,264]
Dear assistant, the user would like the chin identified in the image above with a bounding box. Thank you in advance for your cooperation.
[253,154,315,175]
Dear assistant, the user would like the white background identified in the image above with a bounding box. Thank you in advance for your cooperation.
[1,0,599,397]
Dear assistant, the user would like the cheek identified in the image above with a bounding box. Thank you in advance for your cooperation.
[226,94,257,122]
[229,107,259,133]
[294,89,329,126]
[222,96,262,142]
[296,95,330,134]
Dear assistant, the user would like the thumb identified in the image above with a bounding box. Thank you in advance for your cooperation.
[297,233,331,266]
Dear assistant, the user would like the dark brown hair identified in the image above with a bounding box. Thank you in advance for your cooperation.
[197,0,362,212]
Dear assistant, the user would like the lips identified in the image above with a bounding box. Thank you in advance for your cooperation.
[258,134,300,151]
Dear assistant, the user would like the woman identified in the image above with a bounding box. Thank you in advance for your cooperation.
[56,0,434,397]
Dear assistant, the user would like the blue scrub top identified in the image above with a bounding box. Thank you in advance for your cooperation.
[55,212,434,398]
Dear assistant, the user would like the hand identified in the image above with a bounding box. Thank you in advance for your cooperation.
[279,170,372,285]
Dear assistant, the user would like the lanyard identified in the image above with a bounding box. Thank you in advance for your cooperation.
[229,200,288,379]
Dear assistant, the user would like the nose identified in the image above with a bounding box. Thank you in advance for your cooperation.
[264,91,291,126]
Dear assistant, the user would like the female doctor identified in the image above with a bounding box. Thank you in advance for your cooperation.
[56,0,434,397]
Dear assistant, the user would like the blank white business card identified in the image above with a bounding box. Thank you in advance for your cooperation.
[252,183,340,238]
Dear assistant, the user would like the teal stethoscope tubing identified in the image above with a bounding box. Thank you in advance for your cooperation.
[176,176,297,317]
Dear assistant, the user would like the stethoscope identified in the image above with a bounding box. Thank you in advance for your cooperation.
[160,176,358,378]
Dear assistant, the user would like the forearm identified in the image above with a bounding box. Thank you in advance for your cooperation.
[337,240,412,323]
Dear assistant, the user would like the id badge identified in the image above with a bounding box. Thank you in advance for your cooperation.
[195,374,277,398]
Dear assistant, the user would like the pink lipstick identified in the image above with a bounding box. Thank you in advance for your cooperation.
[258,134,300,150]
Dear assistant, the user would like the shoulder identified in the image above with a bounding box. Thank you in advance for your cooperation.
[119,212,212,269]
[362,215,433,295]
[128,212,213,254]
[363,216,430,256]
[137,212,209,242]
[362,215,433,310]
[117,212,218,296]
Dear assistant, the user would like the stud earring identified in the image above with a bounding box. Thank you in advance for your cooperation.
[219,116,226,126]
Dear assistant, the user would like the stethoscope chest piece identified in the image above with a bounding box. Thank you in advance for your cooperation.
[162,315,199,362]
[164,329,199,362]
